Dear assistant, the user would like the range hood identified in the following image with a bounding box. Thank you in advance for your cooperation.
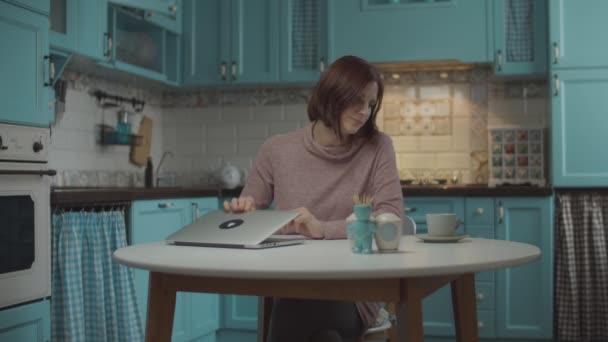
[373,60,489,73]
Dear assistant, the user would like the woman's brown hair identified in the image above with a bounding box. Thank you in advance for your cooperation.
[307,55,384,140]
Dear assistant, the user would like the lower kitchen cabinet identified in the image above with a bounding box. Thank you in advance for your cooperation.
[406,196,553,340]
[130,197,220,342]
[495,197,553,339]
[0,299,50,342]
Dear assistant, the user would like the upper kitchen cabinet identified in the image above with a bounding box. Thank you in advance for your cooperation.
[279,0,328,83]
[492,0,548,76]
[108,4,181,85]
[550,0,608,69]
[182,0,279,86]
[109,0,182,33]
[551,69,608,187]
[5,0,49,14]
[0,1,53,127]
[329,0,489,64]
[50,0,110,61]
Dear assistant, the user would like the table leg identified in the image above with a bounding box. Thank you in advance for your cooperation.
[146,272,176,342]
[257,296,273,342]
[451,273,479,342]
[396,284,424,342]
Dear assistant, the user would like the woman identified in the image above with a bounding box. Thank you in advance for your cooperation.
[224,55,404,342]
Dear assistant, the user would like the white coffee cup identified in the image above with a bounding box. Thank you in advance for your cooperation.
[373,213,403,252]
[426,213,462,237]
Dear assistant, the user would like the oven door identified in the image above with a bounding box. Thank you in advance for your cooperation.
[0,170,50,308]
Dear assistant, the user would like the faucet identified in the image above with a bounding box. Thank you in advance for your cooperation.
[155,151,174,187]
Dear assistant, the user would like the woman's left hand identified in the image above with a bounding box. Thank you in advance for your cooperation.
[288,207,325,239]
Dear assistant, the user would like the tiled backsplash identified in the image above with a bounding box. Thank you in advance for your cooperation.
[51,68,548,187]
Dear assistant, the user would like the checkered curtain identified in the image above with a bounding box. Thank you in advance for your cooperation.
[506,0,534,62]
[555,192,608,341]
[51,210,144,342]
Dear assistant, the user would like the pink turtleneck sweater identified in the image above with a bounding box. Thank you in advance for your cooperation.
[241,122,404,330]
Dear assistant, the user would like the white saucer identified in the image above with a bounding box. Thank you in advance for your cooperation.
[416,233,469,243]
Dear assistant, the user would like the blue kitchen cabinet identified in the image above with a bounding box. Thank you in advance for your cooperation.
[0,300,50,342]
[109,0,182,33]
[492,0,548,76]
[495,196,553,339]
[0,0,53,127]
[49,0,110,60]
[549,0,608,69]
[189,197,222,339]
[108,4,181,85]
[408,196,552,340]
[278,0,328,83]
[329,0,490,63]
[130,199,192,342]
[49,0,76,51]
[222,295,258,330]
[131,198,221,342]
[182,0,279,86]
[5,0,49,14]
[551,69,608,187]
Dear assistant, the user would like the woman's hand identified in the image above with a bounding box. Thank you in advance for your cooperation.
[223,196,256,213]
[277,207,324,239]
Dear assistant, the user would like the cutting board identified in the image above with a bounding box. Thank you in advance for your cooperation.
[130,116,153,166]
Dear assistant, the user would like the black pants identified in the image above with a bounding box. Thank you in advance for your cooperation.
[266,298,363,342]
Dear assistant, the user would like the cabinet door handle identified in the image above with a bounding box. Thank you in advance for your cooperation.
[476,293,485,301]
[192,203,198,222]
[553,42,559,64]
[104,33,112,58]
[476,207,484,215]
[404,207,417,213]
[231,61,237,81]
[498,201,504,224]
[319,57,325,72]
[478,321,484,329]
[43,55,54,87]
[220,62,227,80]
[554,74,560,96]
[158,202,174,209]
[168,4,177,13]
[496,49,502,71]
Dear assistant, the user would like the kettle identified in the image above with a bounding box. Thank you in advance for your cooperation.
[218,163,241,189]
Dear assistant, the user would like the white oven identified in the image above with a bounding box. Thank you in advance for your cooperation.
[0,123,54,309]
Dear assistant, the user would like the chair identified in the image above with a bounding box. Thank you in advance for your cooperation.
[361,215,416,341]
[257,216,417,342]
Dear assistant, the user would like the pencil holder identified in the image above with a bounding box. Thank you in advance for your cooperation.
[346,204,376,254]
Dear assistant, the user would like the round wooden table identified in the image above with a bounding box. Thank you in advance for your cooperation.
[114,236,540,342]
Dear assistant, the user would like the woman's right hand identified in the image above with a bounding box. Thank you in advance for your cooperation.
[223,196,256,213]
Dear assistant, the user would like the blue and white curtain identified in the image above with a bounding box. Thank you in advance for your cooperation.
[555,192,608,341]
[51,210,144,342]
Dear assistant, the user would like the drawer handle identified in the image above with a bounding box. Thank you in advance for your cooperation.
[158,202,174,209]
[476,293,485,301]
[404,207,417,213]
[476,207,484,215]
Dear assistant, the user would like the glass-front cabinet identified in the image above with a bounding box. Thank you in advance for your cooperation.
[279,0,328,83]
[108,4,181,85]
[492,0,548,76]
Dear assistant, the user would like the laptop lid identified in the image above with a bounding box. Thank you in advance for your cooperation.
[166,209,301,248]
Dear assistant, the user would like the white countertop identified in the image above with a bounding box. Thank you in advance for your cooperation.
[113,236,540,280]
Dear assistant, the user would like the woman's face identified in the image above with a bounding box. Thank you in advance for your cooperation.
[340,82,378,136]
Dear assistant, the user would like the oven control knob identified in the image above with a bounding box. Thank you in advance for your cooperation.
[33,141,44,153]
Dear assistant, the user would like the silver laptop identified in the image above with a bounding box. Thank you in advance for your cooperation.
[166,209,306,249]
